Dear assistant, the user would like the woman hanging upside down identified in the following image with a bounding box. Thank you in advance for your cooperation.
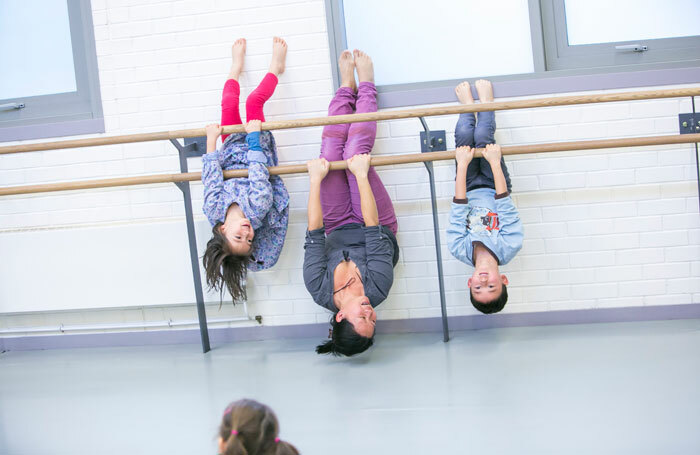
[202,37,290,303]
[304,50,400,357]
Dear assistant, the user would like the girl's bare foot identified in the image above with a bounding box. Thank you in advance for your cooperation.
[269,37,287,77]
[353,49,373,83]
[455,81,474,104]
[475,79,494,103]
[229,38,246,80]
[338,50,357,91]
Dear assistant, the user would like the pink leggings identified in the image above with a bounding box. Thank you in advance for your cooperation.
[319,82,398,235]
[220,73,278,142]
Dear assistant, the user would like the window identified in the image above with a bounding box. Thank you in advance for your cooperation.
[542,0,700,71]
[341,0,539,86]
[0,0,104,142]
[325,0,700,108]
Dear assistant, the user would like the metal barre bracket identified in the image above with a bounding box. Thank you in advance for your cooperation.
[679,113,700,135]
[420,130,446,153]
[169,138,211,353]
[183,136,208,158]
[418,117,450,343]
[687,97,700,213]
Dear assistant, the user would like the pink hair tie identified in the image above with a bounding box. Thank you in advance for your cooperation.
[231,430,238,436]
[275,438,280,443]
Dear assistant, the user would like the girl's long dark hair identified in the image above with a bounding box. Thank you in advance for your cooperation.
[316,315,374,357]
[202,223,248,303]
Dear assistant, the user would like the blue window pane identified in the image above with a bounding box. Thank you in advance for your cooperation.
[0,0,77,100]
[342,0,534,86]
[565,0,700,46]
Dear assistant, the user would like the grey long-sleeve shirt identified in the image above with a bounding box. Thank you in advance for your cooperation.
[303,224,399,312]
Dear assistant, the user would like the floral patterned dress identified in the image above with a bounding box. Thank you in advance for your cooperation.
[201,131,289,271]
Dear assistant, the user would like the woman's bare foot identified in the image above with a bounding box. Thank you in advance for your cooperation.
[455,81,474,104]
[228,38,246,80]
[338,50,357,91]
[269,36,287,77]
[475,79,494,103]
[353,49,373,83]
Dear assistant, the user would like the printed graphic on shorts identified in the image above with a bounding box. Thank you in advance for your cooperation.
[466,206,500,235]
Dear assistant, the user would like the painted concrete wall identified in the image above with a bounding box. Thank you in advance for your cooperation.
[1,0,699,334]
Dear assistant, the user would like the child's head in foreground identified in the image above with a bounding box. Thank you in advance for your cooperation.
[218,399,299,455]
[468,264,509,314]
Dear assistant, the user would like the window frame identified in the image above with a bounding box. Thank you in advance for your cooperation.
[0,0,104,143]
[542,0,700,71]
[324,0,700,109]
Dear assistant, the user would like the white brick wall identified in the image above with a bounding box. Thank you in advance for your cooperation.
[0,0,699,333]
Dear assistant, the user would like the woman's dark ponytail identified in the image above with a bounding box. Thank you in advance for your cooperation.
[315,315,374,357]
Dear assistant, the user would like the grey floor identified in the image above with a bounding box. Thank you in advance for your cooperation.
[1,319,699,455]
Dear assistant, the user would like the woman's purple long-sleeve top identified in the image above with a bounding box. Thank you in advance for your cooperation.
[201,131,289,271]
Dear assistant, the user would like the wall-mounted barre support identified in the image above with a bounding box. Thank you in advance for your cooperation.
[2,133,699,197]
[2,88,700,156]
[418,116,449,343]
[693,96,700,213]
[169,138,211,354]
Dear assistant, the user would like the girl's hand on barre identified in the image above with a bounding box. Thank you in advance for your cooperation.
[455,146,474,168]
[482,144,502,168]
[245,120,262,134]
[347,154,371,179]
[205,124,223,153]
[205,123,223,138]
[307,158,330,184]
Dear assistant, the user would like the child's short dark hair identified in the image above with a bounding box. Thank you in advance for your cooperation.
[219,399,299,455]
[470,285,508,314]
[316,315,374,357]
[202,223,248,303]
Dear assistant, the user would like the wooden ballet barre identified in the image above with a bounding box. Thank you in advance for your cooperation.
[1,87,700,156]
[1,133,699,197]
